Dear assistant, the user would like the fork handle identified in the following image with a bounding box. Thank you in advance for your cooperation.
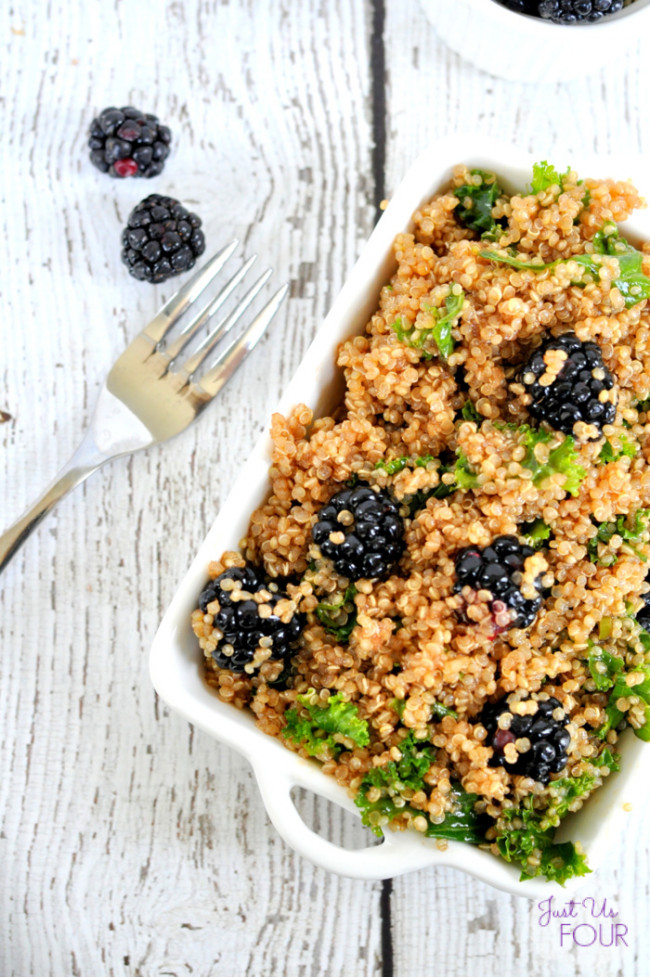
[0,437,107,573]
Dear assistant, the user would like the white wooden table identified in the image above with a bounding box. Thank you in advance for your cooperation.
[2,2,650,975]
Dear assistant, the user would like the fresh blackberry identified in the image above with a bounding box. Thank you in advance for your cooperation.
[538,0,624,21]
[198,565,303,674]
[312,486,404,580]
[88,106,172,178]
[479,694,571,784]
[517,332,617,440]
[454,535,547,631]
[121,194,206,283]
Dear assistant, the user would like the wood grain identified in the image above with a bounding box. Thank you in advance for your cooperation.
[2,0,650,974]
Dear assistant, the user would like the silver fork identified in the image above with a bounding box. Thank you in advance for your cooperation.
[0,242,288,572]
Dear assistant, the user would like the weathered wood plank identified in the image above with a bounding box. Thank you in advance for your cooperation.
[0,1,385,975]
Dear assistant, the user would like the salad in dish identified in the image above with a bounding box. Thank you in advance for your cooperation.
[191,160,650,884]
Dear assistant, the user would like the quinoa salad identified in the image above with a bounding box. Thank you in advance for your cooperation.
[192,161,650,884]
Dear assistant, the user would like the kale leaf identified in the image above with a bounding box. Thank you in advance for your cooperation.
[494,748,619,884]
[391,290,465,360]
[587,643,624,692]
[432,702,458,720]
[315,584,358,642]
[531,160,570,195]
[361,732,436,794]
[520,517,552,550]
[403,449,478,516]
[374,455,436,476]
[461,400,481,423]
[282,689,369,757]
[587,510,650,566]
[354,732,486,844]
[591,222,650,307]
[481,221,650,309]
[598,663,650,742]
[598,435,636,464]
[453,170,507,240]
[501,423,586,497]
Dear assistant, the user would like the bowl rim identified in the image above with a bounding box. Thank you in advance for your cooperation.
[440,0,650,31]
[150,133,650,899]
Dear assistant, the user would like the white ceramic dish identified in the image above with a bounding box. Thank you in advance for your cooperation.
[150,135,650,899]
[419,0,650,85]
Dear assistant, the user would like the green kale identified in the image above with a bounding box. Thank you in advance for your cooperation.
[354,732,486,844]
[461,400,481,423]
[520,517,552,550]
[587,510,650,566]
[479,249,547,272]
[599,435,636,464]
[315,584,358,642]
[432,701,458,720]
[599,663,650,742]
[496,819,591,886]
[391,291,465,360]
[282,689,369,757]
[374,454,436,476]
[390,697,406,718]
[636,397,650,413]
[587,643,624,692]
[591,221,650,307]
[453,170,507,240]
[403,449,478,516]
[429,292,464,360]
[425,782,487,844]
[454,450,479,491]
[503,423,586,497]
[361,732,436,794]
[531,160,570,195]
[494,750,619,884]
[481,221,650,309]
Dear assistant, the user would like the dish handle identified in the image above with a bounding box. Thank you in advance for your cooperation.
[251,755,435,880]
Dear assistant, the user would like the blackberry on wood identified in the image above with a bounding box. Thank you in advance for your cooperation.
[517,332,617,440]
[479,694,571,784]
[121,195,206,283]
[88,106,172,178]
[454,535,547,631]
[312,486,405,580]
[198,565,303,674]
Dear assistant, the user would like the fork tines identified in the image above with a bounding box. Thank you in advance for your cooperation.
[143,241,286,389]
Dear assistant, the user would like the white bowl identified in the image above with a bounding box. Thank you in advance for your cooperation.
[419,0,650,84]
[150,135,650,899]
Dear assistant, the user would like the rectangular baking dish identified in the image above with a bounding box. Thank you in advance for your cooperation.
[149,135,650,899]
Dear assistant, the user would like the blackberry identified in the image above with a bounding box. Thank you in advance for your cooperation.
[88,106,172,178]
[538,0,624,21]
[198,565,303,674]
[312,486,404,580]
[517,332,617,439]
[479,694,571,784]
[454,535,546,631]
[121,194,206,283]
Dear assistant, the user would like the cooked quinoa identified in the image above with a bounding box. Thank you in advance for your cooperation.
[192,162,650,883]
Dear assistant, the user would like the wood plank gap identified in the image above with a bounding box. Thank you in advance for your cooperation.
[370,0,386,223]
[380,878,393,977]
